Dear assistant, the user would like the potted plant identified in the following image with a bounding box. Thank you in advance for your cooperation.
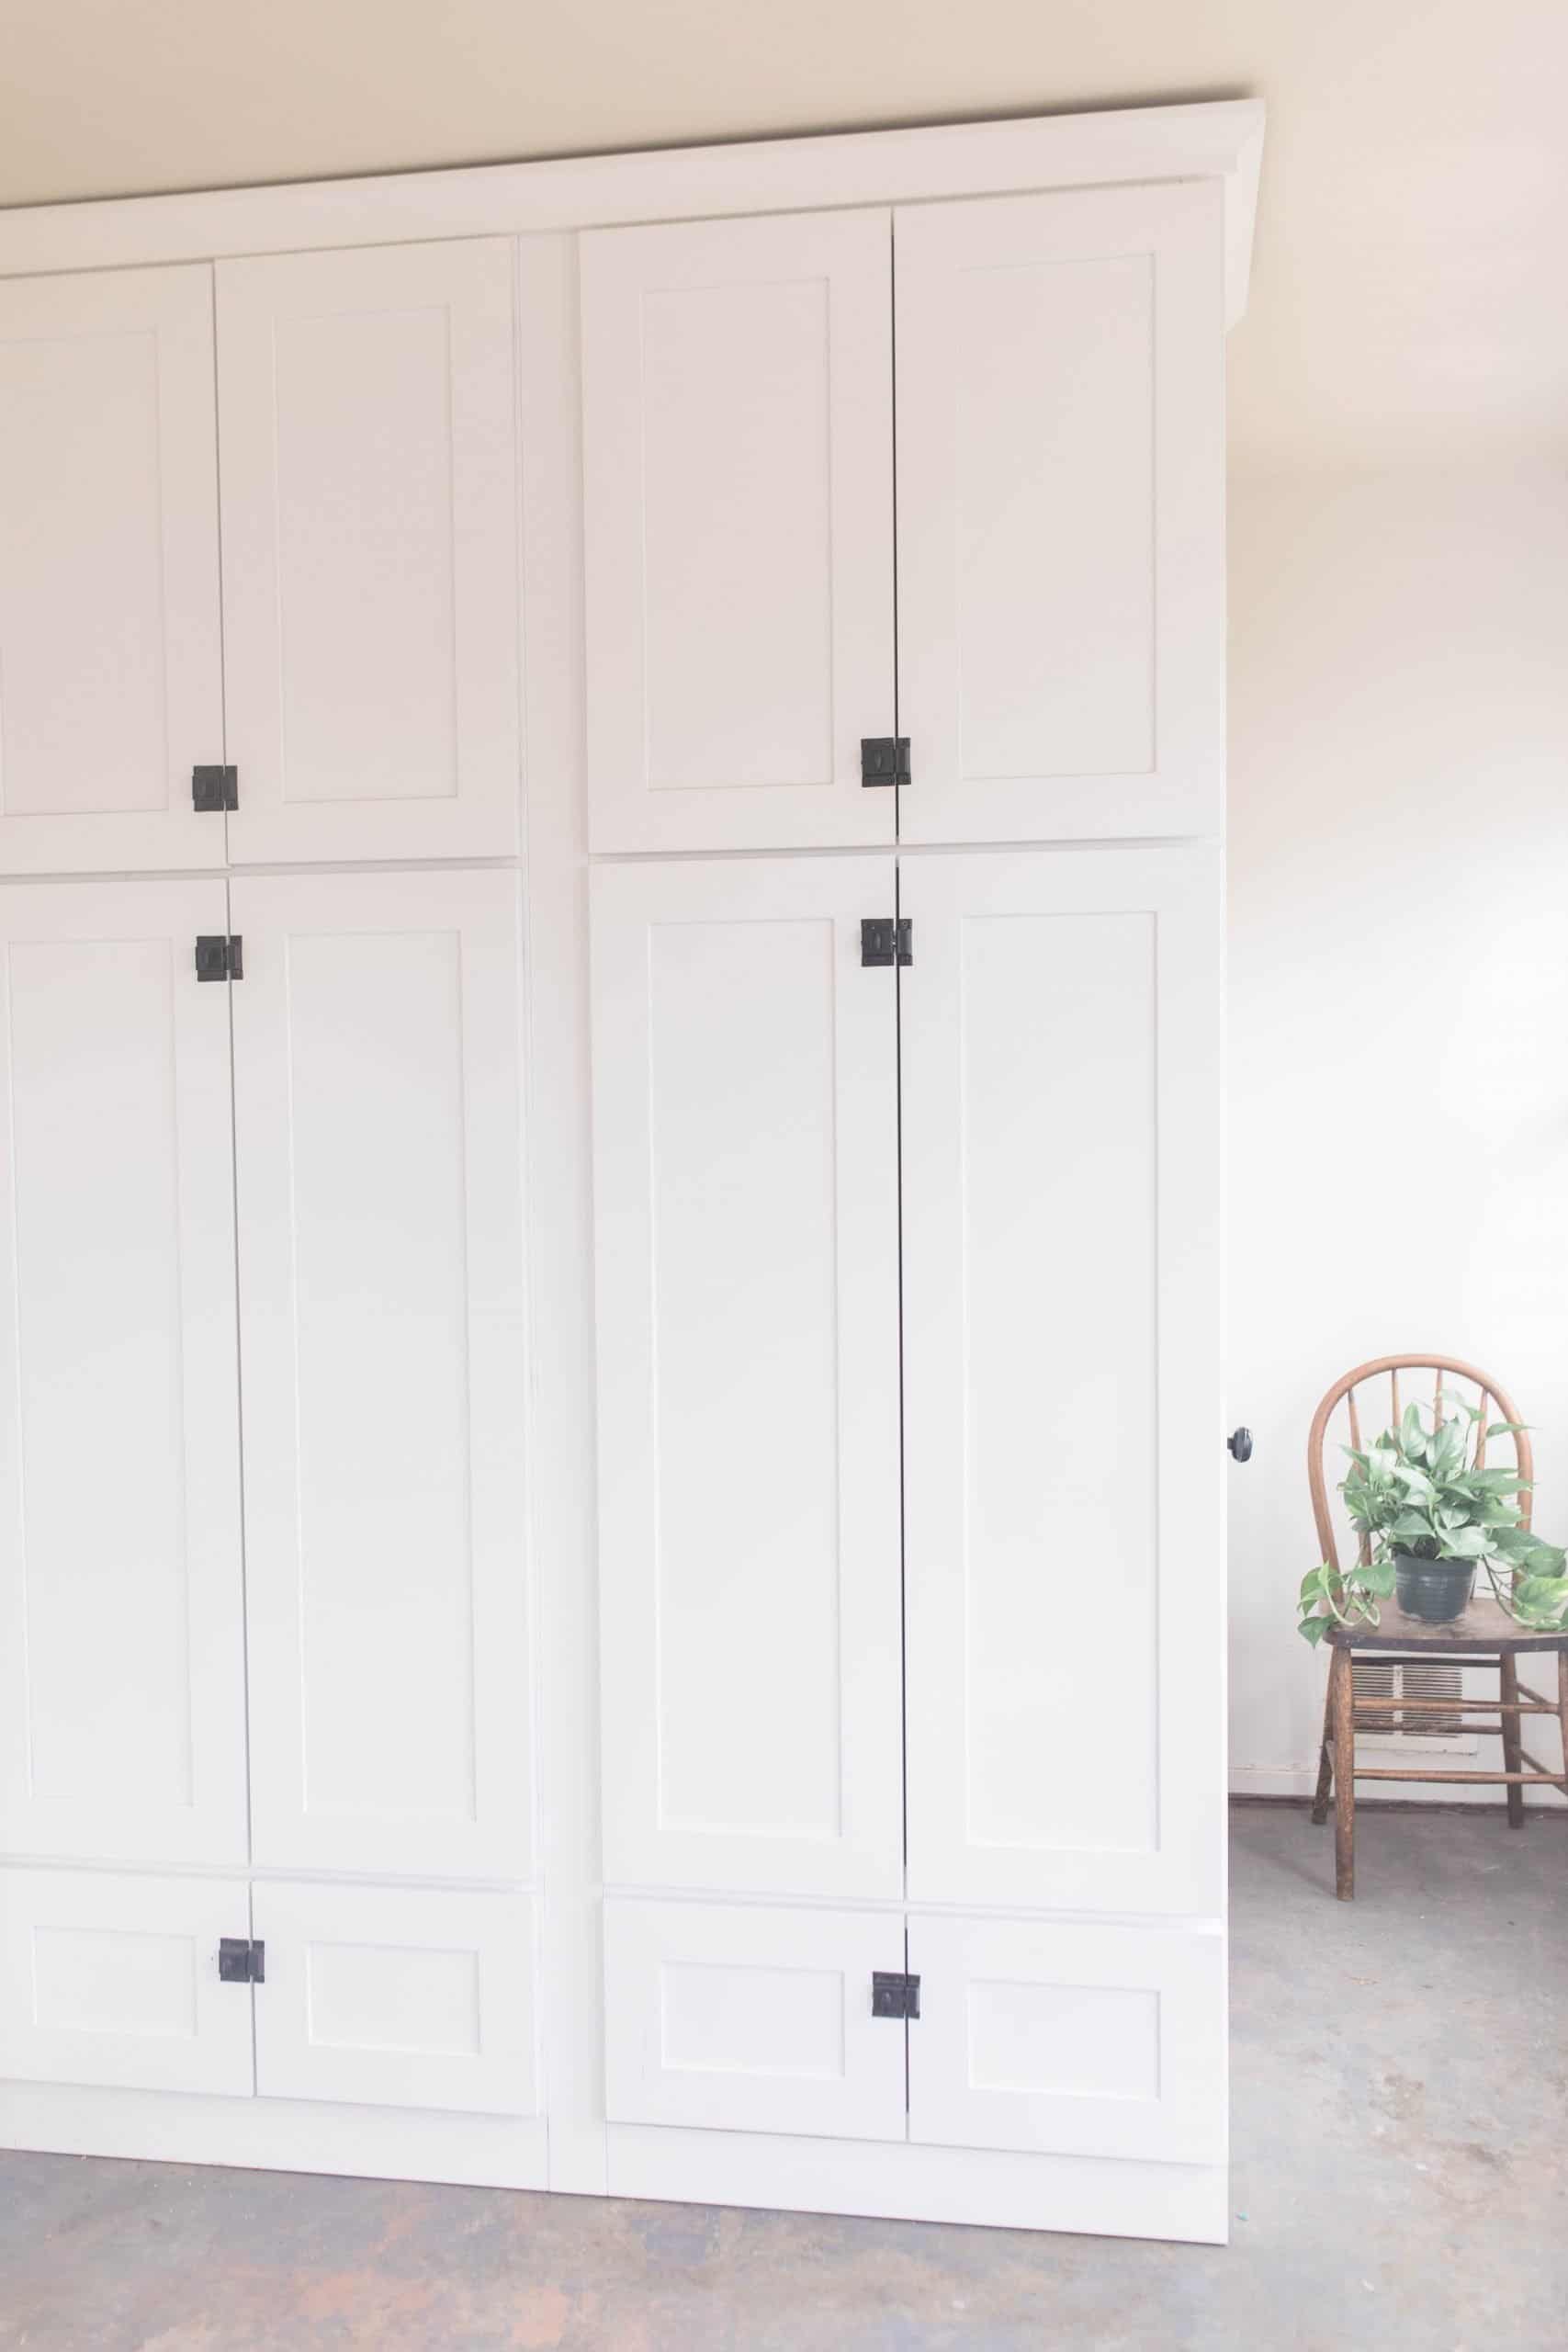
[1297,1394,1568,1644]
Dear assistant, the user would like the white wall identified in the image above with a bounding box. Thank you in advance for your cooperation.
[1227,460,1568,1797]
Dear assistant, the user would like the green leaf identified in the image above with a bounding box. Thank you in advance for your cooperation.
[1297,1613,1332,1647]
[1440,1526,1488,1560]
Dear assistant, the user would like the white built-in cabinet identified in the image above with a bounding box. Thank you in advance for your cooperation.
[0,98,1256,2245]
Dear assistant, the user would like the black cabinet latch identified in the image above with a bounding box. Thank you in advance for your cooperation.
[218,1937,265,1984]
[1228,1427,1254,1462]
[860,737,909,787]
[195,935,244,983]
[860,918,912,968]
[872,1971,920,2020]
[192,764,239,812]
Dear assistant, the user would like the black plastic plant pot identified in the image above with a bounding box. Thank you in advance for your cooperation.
[1393,1551,1476,1624]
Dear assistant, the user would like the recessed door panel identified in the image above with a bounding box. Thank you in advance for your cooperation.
[896,184,1224,842]
[0,881,248,1865]
[0,267,225,873]
[231,870,530,1880]
[900,848,1223,1914]
[581,209,895,851]
[604,1899,907,2142]
[592,857,903,1898]
[908,1917,1225,2163]
[218,240,520,862]
[0,1869,254,2096]
[253,1883,537,2115]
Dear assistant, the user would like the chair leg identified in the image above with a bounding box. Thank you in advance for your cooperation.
[1329,1646,1355,1899]
[1499,1654,1526,1827]
[1310,1668,1336,1826]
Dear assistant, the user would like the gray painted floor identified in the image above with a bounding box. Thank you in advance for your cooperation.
[1,1804,1563,2350]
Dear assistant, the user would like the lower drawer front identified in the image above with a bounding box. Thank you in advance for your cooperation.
[253,1883,537,2117]
[0,1867,254,2097]
[909,1916,1225,2164]
[604,1898,1225,2165]
[604,1898,907,2142]
[0,1869,538,2119]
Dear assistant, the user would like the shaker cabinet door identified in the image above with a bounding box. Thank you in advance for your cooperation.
[217,240,521,864]
[581,209,895,853]
[231,869,531,1881]
[908,1916,1225,2165]
[0,1868,255,2098]
[592,856,904,1900]
[0,881,249,1867]
[253,1883,538,2117]
[0,267,225,875]
[895,183,1224,843]
[899,846,1224,1916]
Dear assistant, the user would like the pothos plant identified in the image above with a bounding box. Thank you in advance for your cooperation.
[1296,1394,1568,1645]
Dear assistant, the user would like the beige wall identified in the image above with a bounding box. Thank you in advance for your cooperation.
[1226,458,1568,1793]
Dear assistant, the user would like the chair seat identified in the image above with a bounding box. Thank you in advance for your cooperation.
[1326,1595,1568,1656]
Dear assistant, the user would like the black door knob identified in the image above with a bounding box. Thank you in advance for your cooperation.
[1228,1427,1254,1462]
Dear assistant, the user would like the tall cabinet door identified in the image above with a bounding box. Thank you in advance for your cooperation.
[895,183,1224,844]
[592,857,904,1899]
[900,847,1224,1916]
[0,268,225,875]
[0,881,248,1864]
[581,210,895,854]
[230,870,531,1881]
[216,241,520,864]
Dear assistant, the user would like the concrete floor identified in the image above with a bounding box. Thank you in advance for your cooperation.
[1,1804,1563,2351]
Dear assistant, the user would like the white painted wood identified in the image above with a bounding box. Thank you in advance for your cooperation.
[900,848,1224,1916]
[0,2075,550,2190]
[607,2126,1227,2244]
[0,104,1265,334]
[581,210,894,852]
[231,869,531,1881]
[592,857,903,1900]
[0,267,224,875]
[0,1869,254,2096]
[253,1883,537,2116]
[908,1917,1225,2165]
[0,881,248,1866]
[516,233,610,2198]
[603,1899,906,2143]
[895,184,1224,843]
[217,240,520,864]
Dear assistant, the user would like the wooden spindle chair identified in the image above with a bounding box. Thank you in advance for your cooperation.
[1307,1353,1568,1898]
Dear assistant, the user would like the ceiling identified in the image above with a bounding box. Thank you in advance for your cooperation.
[4,0,1564,469]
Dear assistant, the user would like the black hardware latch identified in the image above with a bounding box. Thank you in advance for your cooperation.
[860,737,910,787]
[192,764,239,812]
[218,1937,265,1984]
[1228,1427,1254,1463]
[872,1971,920,2020]
[860,918,912,968]
[195,935,244,983]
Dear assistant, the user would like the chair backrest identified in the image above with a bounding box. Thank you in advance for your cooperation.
[1307,1353,1533,1572]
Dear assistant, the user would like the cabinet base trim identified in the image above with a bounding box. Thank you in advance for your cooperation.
[607,2124,1229,2244]
[0,2082,547,2193]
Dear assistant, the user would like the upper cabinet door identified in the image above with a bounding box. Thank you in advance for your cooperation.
[581,209,895,853]
[900,847,1223,1917]
[592,857,904,1899]
[217,241,520,864]
[0,267,225,876]
[895,184,1224,844]
[231,869,530,1880]
[0,881,248,1866]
